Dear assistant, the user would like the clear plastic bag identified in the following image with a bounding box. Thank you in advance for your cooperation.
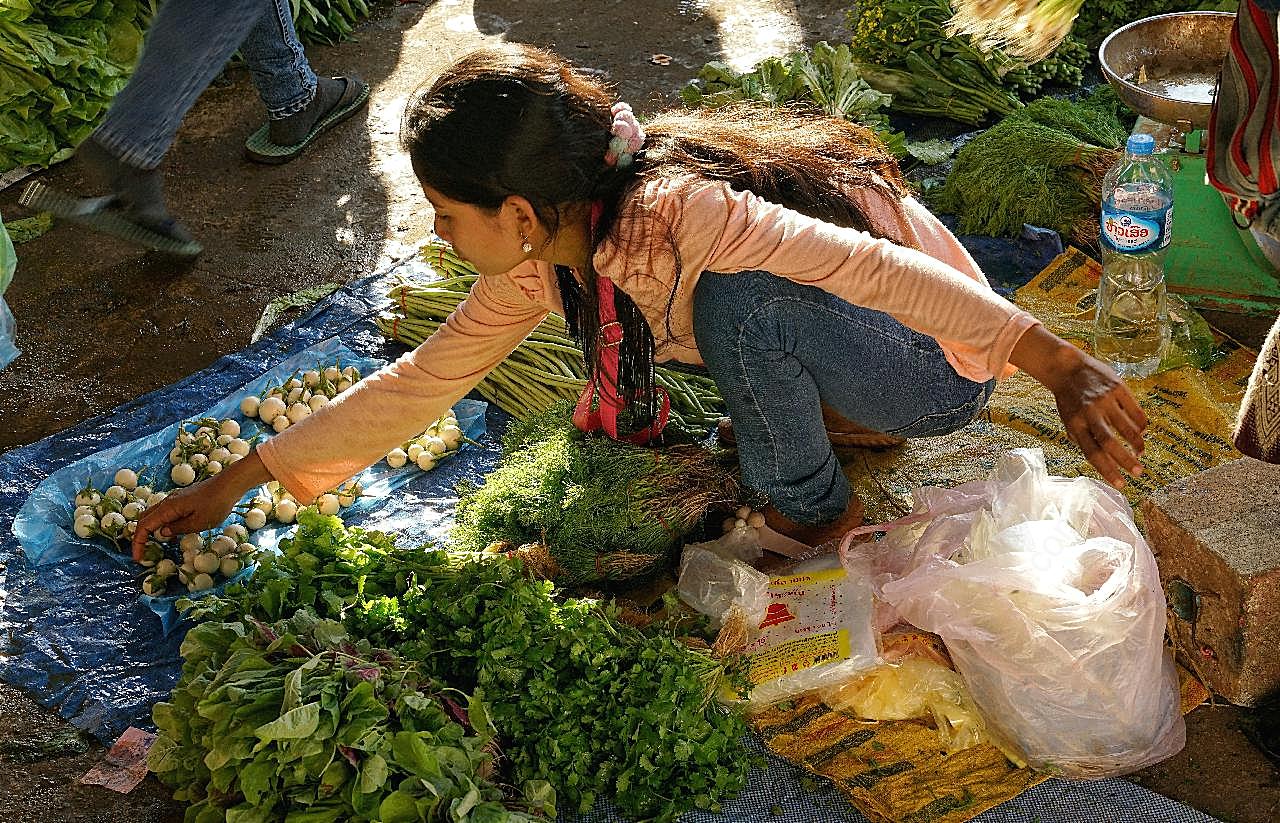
[867,448,1184,778]
[0,216,18,370]
[677,542,771,631]
[739,553,879,707]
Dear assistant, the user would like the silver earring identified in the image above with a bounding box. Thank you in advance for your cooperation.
[520,234,533,254]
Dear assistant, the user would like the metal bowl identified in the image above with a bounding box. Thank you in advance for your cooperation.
[1099,11,1235,128]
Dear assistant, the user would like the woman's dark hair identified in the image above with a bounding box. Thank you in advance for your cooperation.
[402,43,908,439]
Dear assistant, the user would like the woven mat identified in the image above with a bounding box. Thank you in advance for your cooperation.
[751,248,1240,823]
[749,669,1208,823]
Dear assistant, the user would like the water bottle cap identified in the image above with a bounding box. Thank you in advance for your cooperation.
[1126,133,1156,156]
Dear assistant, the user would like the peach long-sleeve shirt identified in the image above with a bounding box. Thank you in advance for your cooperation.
[258,176,1041,501]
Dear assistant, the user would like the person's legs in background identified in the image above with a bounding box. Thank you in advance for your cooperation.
[240,0,318,120]
[71,0,369,247]
[692,269,994,547]
[239,0,367,155]
[82,0,270,244]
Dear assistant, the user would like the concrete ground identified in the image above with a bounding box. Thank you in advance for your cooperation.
[1,2,1277,821]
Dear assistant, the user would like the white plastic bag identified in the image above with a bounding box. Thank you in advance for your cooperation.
[872,448,1184,778]
[0,216,18,370]
[677,543,770,631]
[738,553,879,707]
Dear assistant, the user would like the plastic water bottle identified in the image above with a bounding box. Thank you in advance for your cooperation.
[1096,132,1172,378]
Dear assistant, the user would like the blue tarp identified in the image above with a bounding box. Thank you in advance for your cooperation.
[0,258,508,743]
[0,249,1219,823]
[12,332,487,634]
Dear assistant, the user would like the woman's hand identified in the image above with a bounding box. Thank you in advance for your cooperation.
[131,452,273,560]
[1010,325,1148,489]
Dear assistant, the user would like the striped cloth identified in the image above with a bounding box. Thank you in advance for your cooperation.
[1207,1,1280,462]
[1208,0,1280,227]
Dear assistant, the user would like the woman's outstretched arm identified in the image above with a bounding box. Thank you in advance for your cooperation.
[1009,323,1148,489]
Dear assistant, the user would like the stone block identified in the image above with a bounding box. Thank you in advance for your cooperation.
[1141,458,1280,706]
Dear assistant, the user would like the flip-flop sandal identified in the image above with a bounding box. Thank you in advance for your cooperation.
[244,78,370,165]
[19,181,203,257]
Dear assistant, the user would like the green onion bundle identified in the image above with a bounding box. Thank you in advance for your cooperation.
[377,243,728,434]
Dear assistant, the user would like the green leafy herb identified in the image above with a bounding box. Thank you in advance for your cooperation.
[150,611,541,822]
[451,403,741,585]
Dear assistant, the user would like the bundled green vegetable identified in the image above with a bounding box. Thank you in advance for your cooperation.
[290,0,379,46]
[377,242,728,434]
[186,513,753,823]
[452,403,741,585]
[149,609,550,822]
[933,90,1130,247]
[678,41,916,157]
[0,0,148,171]
[847,0,1089,125]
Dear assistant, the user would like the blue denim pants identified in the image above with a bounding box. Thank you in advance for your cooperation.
[692,270,995,526]
[93,0,317,169]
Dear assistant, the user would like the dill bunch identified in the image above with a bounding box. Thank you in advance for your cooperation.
[934,91,1129,247]
[452,403,741,585]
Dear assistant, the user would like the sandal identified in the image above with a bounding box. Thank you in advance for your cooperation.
[19,181,203,257]
[244,77,370,165]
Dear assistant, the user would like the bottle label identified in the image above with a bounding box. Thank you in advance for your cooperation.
[1101,201,1172,253]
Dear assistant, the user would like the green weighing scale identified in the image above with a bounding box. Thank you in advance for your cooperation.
[1101,11,1280,316]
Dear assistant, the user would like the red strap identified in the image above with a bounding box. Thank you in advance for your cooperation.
[571,262,670,444]
[572,277,670,443]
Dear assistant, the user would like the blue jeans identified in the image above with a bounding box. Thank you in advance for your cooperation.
[692,270,995,525]
[93,0,317,169]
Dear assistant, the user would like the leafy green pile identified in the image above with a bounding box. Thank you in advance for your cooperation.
[847,0,1090,125]
[679,41,956,163]
[150,609,551,823]
[933,89,1130,247]
[451,403,741,585]
[186,512,752,823]
[680,42,899,149]
[0,0,149,172]
[290,0,380,47]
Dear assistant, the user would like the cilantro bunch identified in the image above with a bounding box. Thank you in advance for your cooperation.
[149,610,553,822]
[394,557,754,822]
